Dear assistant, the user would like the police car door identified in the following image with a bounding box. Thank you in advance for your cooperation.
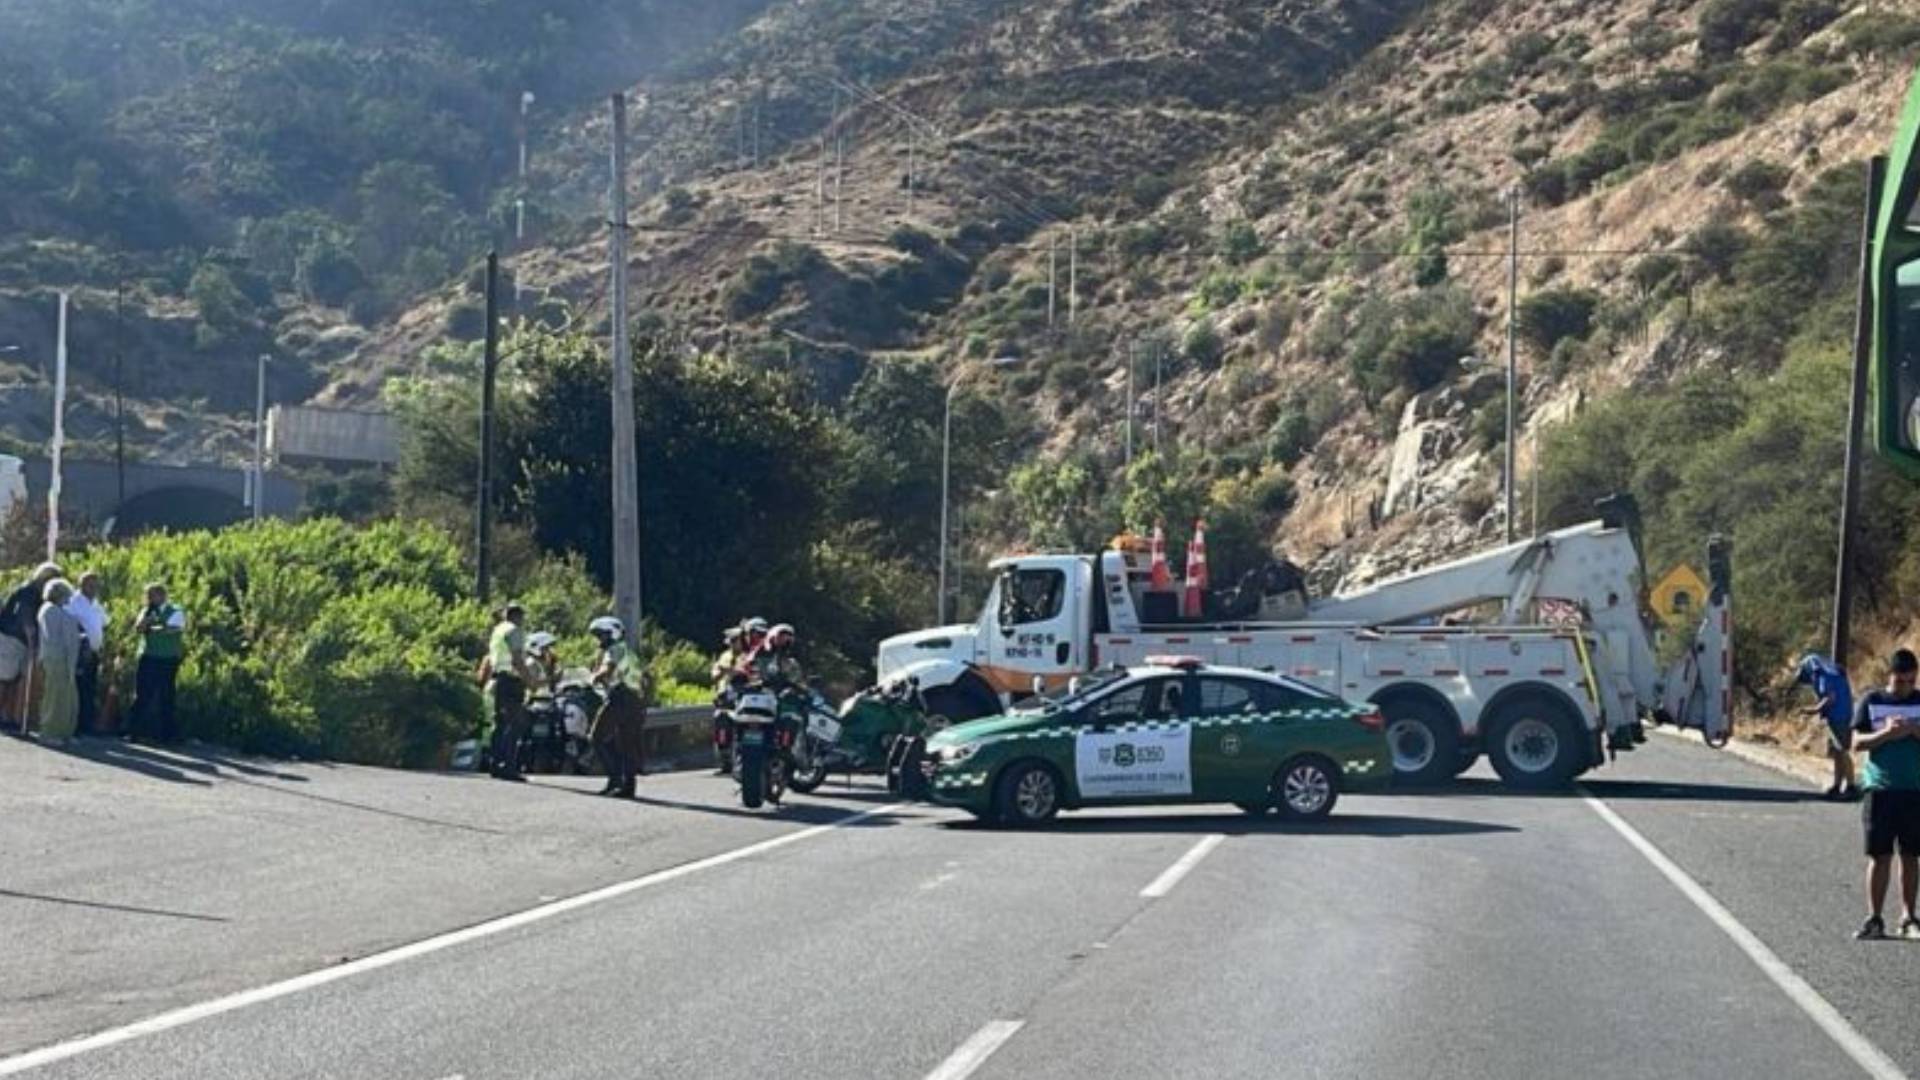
[1189,676,1272,800]
[1072,677,1195,803]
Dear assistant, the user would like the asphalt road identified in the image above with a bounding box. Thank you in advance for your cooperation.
[1,731,1913,1079]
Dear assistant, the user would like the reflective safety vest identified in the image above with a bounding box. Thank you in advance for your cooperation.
[604,641,645,692]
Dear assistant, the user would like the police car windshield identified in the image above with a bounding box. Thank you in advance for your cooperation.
[1010,668,1127,713]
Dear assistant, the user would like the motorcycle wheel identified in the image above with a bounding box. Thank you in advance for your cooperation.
[767,756,788,805]
[740,747,765,809]
[787,741,830,793]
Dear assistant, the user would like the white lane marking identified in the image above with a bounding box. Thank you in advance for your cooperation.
[1582,792,1908,1080]
[1139,834,1226,899]
[0,802,910,1077]
[923,1020,1026,1080]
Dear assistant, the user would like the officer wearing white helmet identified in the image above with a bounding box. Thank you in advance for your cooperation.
[525,631,560,696]
[588,616,649,798]
[749,623,803,687]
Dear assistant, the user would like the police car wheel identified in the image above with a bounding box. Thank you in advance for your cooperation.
[993,762,1061,825]
[1274,757,1339,822]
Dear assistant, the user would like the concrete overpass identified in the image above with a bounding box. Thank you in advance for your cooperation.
[18,459,304,537]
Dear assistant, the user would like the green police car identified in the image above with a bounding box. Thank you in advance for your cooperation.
[922,657,1390,825]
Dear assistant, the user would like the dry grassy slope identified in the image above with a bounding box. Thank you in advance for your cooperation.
[339,0,1908,597]
[334,0,1431,395]
[943,0,1911,591]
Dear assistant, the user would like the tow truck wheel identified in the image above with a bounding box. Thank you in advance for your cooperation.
[1486,694,1583,789]
[1274,756,1339,822]
[993,761,1061,826]
[1379,698,1459,787]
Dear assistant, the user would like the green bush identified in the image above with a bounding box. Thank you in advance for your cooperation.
[1698,0,1781,60]
[1184,321,1226,370]
[1218,220,1261,266]
[1517,288,1599,359]
[18,520,487,765]
[1835,11,1920,58]
[1725,160,1790,208]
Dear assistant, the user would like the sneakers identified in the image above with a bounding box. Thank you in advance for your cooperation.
[1855,915,1886,940]
[1901,917,1920,941]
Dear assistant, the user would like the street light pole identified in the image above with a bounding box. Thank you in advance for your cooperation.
[939,357,1020,623]
[252,354,268,522]
[1504,185,1520,544]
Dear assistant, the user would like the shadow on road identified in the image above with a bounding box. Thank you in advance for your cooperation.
[943,812,1519,838]
[1403,777,1822,804]
[23,735,214,787]
[537,782,914,828]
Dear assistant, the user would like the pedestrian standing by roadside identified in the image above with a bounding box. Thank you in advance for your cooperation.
[130,583,187,745]
[587,616,649,798]
[1851,647,1920,941]
[34,579,80,744]
[0,563,63,731]
[480,603,532,782]
[1796,653,1857,800]
[66,572,108,736]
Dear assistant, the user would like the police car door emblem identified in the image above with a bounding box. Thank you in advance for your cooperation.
[1220,734,1242,756]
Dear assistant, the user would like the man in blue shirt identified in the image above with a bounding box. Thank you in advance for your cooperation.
[1850,648,1920,940]
[1796,653,1856,800]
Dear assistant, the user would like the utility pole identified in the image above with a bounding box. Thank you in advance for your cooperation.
[608,93,644,637]
[113,283,125,512]
[1124,341,1136,470]
[48,293,67,561]
[1831,156,1886,670]
[752,95,761,167]
[252,354,268,523]
[1153,344,1164,452]
[1047,236,1058,327]
[834,132,845,233]
[1504,185,1520,544]
[815,136,827,235]
[1068,229,1078,324]
[906,132,917,218]
[476,252,501,603]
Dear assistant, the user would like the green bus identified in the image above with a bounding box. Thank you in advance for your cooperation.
[1875,61,1920,474]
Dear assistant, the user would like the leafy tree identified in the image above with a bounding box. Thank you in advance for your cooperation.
[1010,456,1107,551]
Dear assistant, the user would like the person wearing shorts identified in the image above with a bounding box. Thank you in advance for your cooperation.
[1851,648,1920,940]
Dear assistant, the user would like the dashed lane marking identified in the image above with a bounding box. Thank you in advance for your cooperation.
[1139,834,1225,899]
[923,1020,1026,1080]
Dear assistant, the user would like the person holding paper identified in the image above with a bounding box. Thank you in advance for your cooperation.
[1850,648,1920,941]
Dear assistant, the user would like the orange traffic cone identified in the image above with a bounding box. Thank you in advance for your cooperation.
[1149,521,1172,591]
[1183,519,1210,618]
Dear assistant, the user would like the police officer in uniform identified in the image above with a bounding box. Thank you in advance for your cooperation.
[588,616,649,798]
[481,603,532,781]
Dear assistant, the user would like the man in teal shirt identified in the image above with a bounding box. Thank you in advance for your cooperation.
[1850,648,1920,940]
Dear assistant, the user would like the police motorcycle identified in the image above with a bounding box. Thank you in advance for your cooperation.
[787,677,947,796]
[522,677,604,775]
[730,678,804,809]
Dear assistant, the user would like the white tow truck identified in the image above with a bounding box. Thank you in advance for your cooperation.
[877,503,1731,788]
